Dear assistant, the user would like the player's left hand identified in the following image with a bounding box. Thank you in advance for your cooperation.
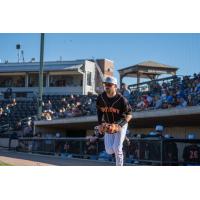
[106,123,122,134]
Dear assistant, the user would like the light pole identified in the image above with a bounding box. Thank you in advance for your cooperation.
[38,33,45,120]
[16,44,21,63]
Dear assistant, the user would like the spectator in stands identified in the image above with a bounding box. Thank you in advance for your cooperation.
[63,142,72,158]
[153,95,162,109]
[64,107,73,117]
[136,96,145,110]
[61,97,68,107]
[144,125,164,163]
[121,83,131,101]
[187,94,195,106]
[45,112,52,120]
[45,100,52,110]
[163,134,178,165]
[162,100,169,109]
[123,135,131,163]
[23,120,33,137]
[195,80,200,93]
[176,97,187,108]
[68,94,76,105]
[81,98,96,116]
[0,107,3,117]
[148,125,164,138]
[146,93,153,107]
[85,135,98,159]
[165,91,174,107]
[11,98,17,106]
[55,132,62,156]
[143,95,149,109]
[14,120,22,131]
[4,106,11,115]
[57,108,64,118]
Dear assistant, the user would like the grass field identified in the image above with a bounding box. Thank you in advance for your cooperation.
[0,161,12,166]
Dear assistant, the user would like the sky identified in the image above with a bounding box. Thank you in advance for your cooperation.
[0,33,200,84]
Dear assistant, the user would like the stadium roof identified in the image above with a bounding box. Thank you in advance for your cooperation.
[118,60,178,77]
[0,60,87,73]
[120,60,178,70]
[118,60,179,85]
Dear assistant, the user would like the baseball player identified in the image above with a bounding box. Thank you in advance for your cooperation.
[96,76,132,166]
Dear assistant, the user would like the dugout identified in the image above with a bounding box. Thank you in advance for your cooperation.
[34,105,200,139]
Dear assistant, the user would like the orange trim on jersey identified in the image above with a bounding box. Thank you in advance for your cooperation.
[100,106,120,114]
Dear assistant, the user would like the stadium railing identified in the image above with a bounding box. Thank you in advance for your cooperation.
[16,137,200,165]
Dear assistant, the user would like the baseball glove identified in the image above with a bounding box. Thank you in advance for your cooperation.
[100,123,121,134]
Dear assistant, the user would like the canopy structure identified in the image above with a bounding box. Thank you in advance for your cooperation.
[118,60,179,87]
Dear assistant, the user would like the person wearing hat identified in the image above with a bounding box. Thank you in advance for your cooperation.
[183,133,200,165]
[144,125,164,163]
[155,125,164,135]
[96,76,133,166]
[121,83,131,101]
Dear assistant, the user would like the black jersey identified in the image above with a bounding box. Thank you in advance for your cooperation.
[96,91,132,125]
[183,145,200,163]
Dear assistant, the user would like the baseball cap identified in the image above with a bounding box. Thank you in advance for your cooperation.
[155,125,164,132]
[164,134,170,138]
[103,76,117,85]
[149,131,157,136]
[187,133,196,139]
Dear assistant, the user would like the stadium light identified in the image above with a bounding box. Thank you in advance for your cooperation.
[16,44,21,63]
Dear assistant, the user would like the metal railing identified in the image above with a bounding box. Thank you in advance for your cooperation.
[16,137,200,165]
[0,124,10,134]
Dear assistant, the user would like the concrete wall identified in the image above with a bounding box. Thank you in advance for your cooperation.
[0,86,82,95]
[84,61,96,94]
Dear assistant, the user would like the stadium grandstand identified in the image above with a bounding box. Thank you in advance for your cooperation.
[0,59,200,165]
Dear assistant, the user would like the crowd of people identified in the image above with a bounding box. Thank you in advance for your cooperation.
[1,72,200,138]
[0,98,35,135]
[40,73,200,121]
[40,94,97,120]
[125,73,200,111]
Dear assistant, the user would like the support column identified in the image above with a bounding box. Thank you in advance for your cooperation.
[119,74,124,89]
[25,72,29,87]
[46,72,49,87]
[137,72,140,88]
[82,73,85,95]
[84,72,87,95]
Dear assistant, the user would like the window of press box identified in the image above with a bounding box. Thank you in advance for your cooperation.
[0,75,25,87]
[49,75,83,87]
[28,73,46,87]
